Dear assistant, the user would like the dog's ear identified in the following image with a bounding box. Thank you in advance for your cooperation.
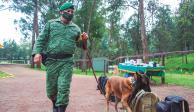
[137,72,142,77]
[142,75,148,85]
[134,72,141,80]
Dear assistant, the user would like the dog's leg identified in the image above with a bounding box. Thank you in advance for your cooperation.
[121,93,132,112]
[105,81,111,112]
[121,100,132,112]
[106,98,110,112]
[105,93,111,112]
[114,97,120,112]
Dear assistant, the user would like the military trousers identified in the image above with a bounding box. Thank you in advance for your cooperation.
[45,57,74,106]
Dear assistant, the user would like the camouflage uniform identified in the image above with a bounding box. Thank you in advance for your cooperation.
[33,18,83,106]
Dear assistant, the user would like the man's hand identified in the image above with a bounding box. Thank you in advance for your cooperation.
[81,32,88,40]
[34,54,42,65]
[80,32,88,50]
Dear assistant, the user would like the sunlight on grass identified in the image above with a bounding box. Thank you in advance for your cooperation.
[0,71,14,79]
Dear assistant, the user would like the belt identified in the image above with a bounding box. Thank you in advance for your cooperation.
[47,53,73,59]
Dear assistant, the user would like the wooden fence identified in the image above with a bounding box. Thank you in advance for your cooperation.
[74,50,194,70]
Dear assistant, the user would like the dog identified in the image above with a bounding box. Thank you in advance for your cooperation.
[129,71,151,104]
[105,76,133,112]
[104,71,151,112]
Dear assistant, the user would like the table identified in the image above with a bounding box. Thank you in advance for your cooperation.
[118,63,165,84]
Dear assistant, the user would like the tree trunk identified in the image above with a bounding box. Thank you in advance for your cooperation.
[31,0,39,68]
[139,0,149,63]
[185,54,188,64]
[161,53,165,66]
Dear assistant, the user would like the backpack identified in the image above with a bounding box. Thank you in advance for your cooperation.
[97,76,108,95]
[97,75,115,102]
[156,95,189,112]
[131,89,159,112]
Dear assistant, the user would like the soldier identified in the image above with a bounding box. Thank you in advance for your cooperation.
[33,2,88,112]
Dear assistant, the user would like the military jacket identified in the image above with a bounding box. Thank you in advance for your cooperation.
[33,18,82,55]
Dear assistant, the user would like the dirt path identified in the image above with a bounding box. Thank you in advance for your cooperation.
[0,64,194,112]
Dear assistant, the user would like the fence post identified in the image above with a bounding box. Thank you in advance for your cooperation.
[161,53,165,66]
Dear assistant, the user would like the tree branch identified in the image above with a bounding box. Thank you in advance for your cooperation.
[0,6,12,11]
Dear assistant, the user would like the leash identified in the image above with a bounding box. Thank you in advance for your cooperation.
[82,39,103,93]
[82,39,116,107]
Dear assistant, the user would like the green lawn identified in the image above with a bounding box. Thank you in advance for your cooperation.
[151,73,194,88]
[165,53,194,74]
[0,71,14,79]
[73,68,112,76]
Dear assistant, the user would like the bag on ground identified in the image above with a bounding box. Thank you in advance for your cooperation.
[131,89,159,112]
[156,95,189,112]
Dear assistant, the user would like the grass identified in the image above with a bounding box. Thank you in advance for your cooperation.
[73,68,113,76]
[149,53,194,87]
[165,73,194,88]
[0,71,14,79]
[165,53,194,74]
[151,73,194,88]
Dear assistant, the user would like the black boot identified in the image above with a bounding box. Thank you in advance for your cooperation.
[52,100,57,112]
[57,105,67,112]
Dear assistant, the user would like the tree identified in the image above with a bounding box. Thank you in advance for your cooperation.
[104,0,129,59]
[0,40,18,60]
[176,1,194,51]
[122,13,141,55]
[151,5,175,52]
[0,39,31,62]
[139,0,149,63]
[11,0,70,67]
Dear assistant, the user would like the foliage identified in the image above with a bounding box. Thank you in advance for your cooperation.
[2,0,194,61]
[0,39,31,60]
[10,0,71,39]
[105,0,128,59]
[122,13,141,55]
[151,5,176,52]
[74,0,107,58]
[176,1,194,50]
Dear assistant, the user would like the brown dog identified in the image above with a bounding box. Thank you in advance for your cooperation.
[105,76,133,112]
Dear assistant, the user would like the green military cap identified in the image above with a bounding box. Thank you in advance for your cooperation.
[59,2,74,11]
